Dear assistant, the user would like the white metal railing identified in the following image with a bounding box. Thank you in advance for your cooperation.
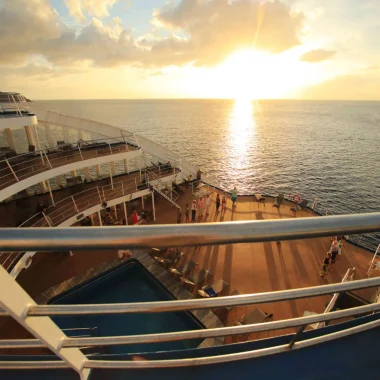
[0,215,380,376]
[0,136,135,190]
[0,166,178,272]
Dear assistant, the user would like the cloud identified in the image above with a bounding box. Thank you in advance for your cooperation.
[301,73,380,99]
[64,0,119,24]
[151,0,305,66]
[0,0,306,71]
[0,0,64,65]
[300,49,337,62]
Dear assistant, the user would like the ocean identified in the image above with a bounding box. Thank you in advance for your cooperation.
[5,99,380,248]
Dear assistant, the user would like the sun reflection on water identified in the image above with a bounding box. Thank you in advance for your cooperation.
[228,98,257,171]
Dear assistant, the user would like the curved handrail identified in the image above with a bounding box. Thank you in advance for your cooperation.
[0,136,137,191]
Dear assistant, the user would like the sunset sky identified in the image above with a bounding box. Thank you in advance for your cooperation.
[0,0,379,100]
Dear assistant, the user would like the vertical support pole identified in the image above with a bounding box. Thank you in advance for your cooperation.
[110,161,116,176]
[83,167,91,181]
[40,180,47,194]
[109,162,114,190]
[96,164,101,179]
[124,158,129,174]
[24,125,36,147]
[46,179,55,207]
[141,195,144,210]
[98,210,103,226]
[4,128,16,151]
[134,178,137,191]
[123,201,128,224]
[89,213,94,226]
[0,266,91,379]
[108,139,113,155]
[152,190,156,221]
[121,182,124,195]
[42,212,52,227]
[139,156,142,181]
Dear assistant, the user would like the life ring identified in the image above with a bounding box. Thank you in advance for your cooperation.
[293,194,301,203]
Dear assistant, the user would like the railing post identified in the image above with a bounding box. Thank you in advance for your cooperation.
[6,159,19,182]
[121,182,124,195]
[71,196,79,214]
[77,143,84,161]
[42,212,52,227]
[288,325,307,349]
[102,187,105,201]
[96,186,103,203]
[108,140,112,155]
[46,179,55,207]
[135,177,137,191]
[152,190,156,221]
[0,266,91,379]
[43,151,53,169]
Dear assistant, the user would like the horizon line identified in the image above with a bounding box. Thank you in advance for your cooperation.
[31,98,380,102]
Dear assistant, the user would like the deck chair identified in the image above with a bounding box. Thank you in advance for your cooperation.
[170,259,198,277]
[255,194,266,202]
[290,199,308,214]
[154,249,183,266]
[180,268,210,289]
[198,279,230,298]
[235,307,273,340]
[273,194,284,208]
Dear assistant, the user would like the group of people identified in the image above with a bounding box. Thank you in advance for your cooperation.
[176,186,238,223]
[320,236,344,278]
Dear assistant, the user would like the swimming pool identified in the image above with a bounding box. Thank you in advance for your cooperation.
[49,259,204,354]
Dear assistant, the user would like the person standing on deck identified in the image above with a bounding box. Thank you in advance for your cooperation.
[221,195,227,212]
[320,252,332,278]
[185,204,190,223]
[337,236,344,256]
[330,239,339,268]
[177,207,182,224]
[231,186,238,207]
[216,194,221,212]
[198,197,204,217]
[191,200,197,222]
[205,194,211,216]
[197,168,202,181]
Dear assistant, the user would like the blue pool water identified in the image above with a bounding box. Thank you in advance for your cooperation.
[49,260,204,354]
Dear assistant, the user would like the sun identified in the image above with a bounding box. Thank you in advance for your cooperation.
[218,49,271,100]
[215,48,308,100]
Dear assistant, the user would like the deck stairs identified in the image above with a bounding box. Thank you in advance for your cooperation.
[146,169,180,209]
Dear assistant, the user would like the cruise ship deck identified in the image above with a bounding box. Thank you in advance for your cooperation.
[1,182,377,345]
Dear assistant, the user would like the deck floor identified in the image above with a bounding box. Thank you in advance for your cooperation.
[1,184,378,346]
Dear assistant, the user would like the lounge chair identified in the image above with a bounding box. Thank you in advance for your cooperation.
[273,194,284,208]
[255,194,266,202]
[235,308,273,340]
[180,268,210,289]
[290,199,308,214]
[198,279,230,298]
[154,249,183,266]
[170,259,198,277]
